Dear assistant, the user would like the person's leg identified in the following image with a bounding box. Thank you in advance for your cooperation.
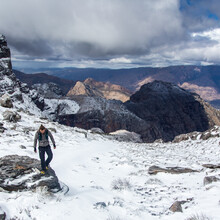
[45,145,53,167]
[39,147,46,171]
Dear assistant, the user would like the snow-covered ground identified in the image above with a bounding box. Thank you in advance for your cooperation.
[0,105,220,220]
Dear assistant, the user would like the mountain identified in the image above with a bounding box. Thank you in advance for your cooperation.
[13,70,75,95]
[67,78,132,102]
[59,80,220,142]
[0,35,79,120]
[125,80,220,142]
[39,65,220,108]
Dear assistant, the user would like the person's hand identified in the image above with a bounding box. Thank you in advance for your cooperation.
[34,147,37,153]
[54,145,56,149]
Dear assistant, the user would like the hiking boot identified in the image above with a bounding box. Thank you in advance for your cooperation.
[40,170,46,174]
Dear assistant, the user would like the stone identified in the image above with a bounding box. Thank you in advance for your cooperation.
[169,201,183,212]
[19,145,26,149]
[3,110,21,122]
[204,176,220,185]
[90,127,105,134]
[0,94,13,108]
[148,165,198,175]
[202,164,220,169]
[94,202,107,209]
[0,155,61,193]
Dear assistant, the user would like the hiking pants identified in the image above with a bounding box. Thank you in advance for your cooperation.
[39,145,53,171]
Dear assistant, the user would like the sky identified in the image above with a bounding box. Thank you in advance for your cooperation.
[1,0,220,71]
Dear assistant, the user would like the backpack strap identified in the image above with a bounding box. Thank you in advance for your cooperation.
[38,129,48,140]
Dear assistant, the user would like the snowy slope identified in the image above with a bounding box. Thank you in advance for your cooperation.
[0,105,220,220]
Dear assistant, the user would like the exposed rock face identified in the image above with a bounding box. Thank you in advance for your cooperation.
[67,78,131,102]
[0,35,41,112]
[0,155,61,192]
[58,96,149,140]
[125,81,220,142]
[32,82,63,98]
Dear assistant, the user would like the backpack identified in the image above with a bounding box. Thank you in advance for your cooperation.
[38,129,48,141]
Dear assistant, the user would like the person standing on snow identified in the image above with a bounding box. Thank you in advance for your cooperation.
[34,125,56,174]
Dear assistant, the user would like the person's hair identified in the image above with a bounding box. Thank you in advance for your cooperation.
[39,124,46,131]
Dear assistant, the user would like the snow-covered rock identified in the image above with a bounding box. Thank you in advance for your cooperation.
[0,94,13,108]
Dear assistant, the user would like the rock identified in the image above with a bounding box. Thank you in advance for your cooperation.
[3,110,21,122]
[169,201,183,212]
[0,207,6,220]
[0,94,13,108]
[19,145,26,149]
[148,165,198,175]
[90,127,105,134]
[94,202,107,209]
[202,164,220,169]
[0,155,61,192]
[32,83,63,99]
[109,130,143,143]
[204,176,220,185]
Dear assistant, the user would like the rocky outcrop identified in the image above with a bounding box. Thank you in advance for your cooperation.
[0,155,61,192]
[67,78,131,102]
[125,81,220,142]
[148,165,198,175]
[58,96,149,140]
[32,83,63,99]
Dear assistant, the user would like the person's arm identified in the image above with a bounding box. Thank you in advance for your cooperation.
[48,130,56,148]
[33,132,38,152]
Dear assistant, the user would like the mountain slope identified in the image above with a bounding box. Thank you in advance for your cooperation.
[67,78,132,102]
[1,102,220,219]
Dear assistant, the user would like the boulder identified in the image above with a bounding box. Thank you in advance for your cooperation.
[0,155,61,192]
[204,176,220,185]
[169,201,183,212]
[3,110,21,122]
[0,94,13,108]
[148,165,198,175]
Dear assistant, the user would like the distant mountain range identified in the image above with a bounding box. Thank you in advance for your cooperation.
[15,65,220,108]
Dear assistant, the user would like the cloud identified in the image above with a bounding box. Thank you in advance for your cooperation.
[0,0,220,69]
[0,0,184,58]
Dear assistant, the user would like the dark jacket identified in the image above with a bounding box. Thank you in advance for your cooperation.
[34,129,55,148]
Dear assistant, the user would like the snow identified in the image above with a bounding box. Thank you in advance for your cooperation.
[0,105,220,219]
[42,98,80,120]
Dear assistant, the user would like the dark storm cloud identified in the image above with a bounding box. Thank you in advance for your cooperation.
[0,0,184,58]
[0,0,220,68]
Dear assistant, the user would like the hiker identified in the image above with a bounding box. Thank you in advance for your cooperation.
[34,125,56,174]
